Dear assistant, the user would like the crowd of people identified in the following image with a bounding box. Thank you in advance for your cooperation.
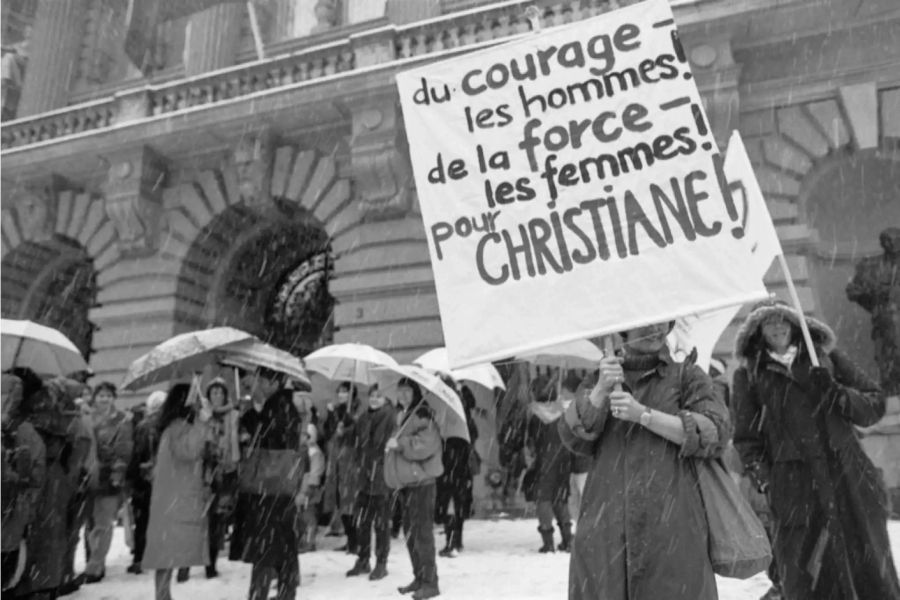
[2,299,900,600]
[1,365,479,600]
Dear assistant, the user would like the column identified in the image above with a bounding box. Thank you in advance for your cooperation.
[17,0,87,117]
[184,3,243,76]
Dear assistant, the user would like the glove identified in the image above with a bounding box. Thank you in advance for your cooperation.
[808,367,835,394]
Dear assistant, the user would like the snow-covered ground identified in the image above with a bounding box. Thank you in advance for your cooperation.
[70,519,900,599]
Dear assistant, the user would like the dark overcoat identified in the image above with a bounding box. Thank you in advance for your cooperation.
[559,351,730,600]
[733,306,900,600]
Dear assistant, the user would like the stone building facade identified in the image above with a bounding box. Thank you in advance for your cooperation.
[2,0,899,506]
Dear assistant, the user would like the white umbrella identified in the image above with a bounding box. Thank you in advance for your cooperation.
[516,339,604,369]
[374,364,470,442]
[218,339,310,386]
[303,343,398,386]
[121,327,255,391]
[413,347,506,391]
[1,318,88,376]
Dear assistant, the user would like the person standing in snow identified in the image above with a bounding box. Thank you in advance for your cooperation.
[346,384,395,580]
[387,378,443,599]
[81,382,133,583]
[125,390,166,575]
[142,383,212,600]
[322,382,362,553]
[733,299,900,600]
[434,380,478,558]
[560,322,730,599]
[524,375,573,553]
[231,369,308,600]
[558,372,591,523]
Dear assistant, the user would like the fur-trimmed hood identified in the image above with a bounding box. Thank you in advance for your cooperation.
[734,299,836,360]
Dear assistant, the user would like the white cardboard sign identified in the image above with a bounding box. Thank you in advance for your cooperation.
[397,0,767,368]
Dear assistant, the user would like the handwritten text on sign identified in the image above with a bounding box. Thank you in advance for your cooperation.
[397,0,767,367]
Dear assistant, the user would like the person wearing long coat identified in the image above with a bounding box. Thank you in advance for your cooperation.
[230,376,308,600]
[434,382,478,557]
[321,382,362,551]
[387,378,443,600]
[142,384,212,600]
[559,322,730,600]
[732,299,900,600]
[525,375,573,553]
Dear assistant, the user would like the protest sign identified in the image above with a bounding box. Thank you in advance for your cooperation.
[397,0,768,368]
[667,131,785,370]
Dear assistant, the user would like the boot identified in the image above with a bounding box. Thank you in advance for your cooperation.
[453,517,464,552]
[368,561,388,580]
[438,516,457,557]
[412,585,440,599]
[398,580,421,594]
[336,515,357,553]
[345,558,370,577]
[538,527,555,553]
[557,521,573,552]
[205,564,219,579]
[176,567,189,582]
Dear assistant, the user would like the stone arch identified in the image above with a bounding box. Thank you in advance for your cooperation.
[105,143,356,354]
[1,190,120,360]
[740,86,900,375]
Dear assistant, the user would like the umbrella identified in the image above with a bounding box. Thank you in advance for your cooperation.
[218,339,310,387]
[516,339,603,369]
[121,327,255,391]
[1,318,89,376]
[303,343,398,386]
[374,364,470,442]
[413,347,506,391]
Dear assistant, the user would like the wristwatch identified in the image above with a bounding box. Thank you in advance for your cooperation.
[639,407,653,427]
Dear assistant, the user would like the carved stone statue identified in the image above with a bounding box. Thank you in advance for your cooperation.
[13,183,56,242]
[847,227,900,395]
[311,0,339,34]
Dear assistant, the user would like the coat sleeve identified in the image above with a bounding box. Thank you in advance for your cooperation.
[678,363,732,458]
[111,414,135,480]
[732,366,770,492]
[397,416,442,462]
[169,422,208,462]
[827,348,886,427]
[558,386,608,456]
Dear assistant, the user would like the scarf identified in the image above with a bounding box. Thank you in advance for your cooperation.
[767,345,798,369]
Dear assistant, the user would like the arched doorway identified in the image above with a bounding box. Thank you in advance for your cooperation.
[1,236,98,359]
[803,148,900,380]
[179,203,334,356]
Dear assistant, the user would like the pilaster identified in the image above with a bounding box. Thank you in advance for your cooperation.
[184,3,243,76]
[18,0,87,117]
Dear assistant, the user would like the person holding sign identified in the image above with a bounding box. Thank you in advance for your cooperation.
[732,299,900,600]
[559,321,729,600]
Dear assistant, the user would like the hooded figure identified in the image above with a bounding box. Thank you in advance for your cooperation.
[126,390,166,575]
[732,299,900,600]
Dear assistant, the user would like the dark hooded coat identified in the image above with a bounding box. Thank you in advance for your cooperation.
[732,301,900,600]
[559,349,730,600]
[525,401,571,504]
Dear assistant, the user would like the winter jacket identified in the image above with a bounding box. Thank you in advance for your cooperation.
[733,306,900,600]
[355,403,396,496]
[207,405,240,475]
[231,390,307,568]
[127,412,159,489]
[559,349,729,600]
[385,405,443,489]
[142,418,211,569]
[524,401,572,503]
[1,419,46,553]
[90,407,133,494]
[322,401,362,515]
